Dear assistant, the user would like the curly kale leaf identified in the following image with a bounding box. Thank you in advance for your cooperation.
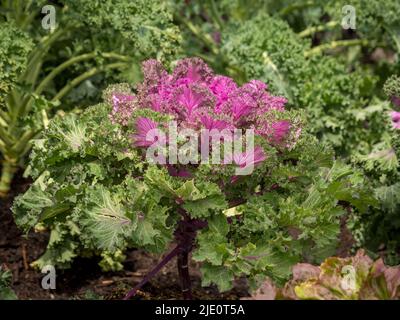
[79,185,136,252]
[12,102,143,269]
[192,159,376,291]
[384,75,400,100]
[30,223,79,270]
[144,166,227,218]
[62,0,181,61]
[0,22,33,105]
[221,13,308,98]
[324,0,400,51]
[0,267,17,300]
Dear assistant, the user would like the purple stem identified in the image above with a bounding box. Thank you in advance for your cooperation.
[123,245,181,300]
[177,249,193,300]
[124,211,208,300]
[391,96,400,108]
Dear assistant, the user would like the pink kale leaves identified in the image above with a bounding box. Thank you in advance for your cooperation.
[108,58,302,177]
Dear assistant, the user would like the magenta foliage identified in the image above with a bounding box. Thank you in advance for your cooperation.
[109,94,136,126]
[110,58,298,173]
[391,111,400,129]
[233,146,267,169]
[132,117,163,147]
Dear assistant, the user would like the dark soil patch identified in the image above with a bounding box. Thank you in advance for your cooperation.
[0,174,250,300]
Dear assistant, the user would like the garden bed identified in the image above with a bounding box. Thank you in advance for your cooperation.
[0,175,250,300]
[1,175,357,300]
[1,0,399,301]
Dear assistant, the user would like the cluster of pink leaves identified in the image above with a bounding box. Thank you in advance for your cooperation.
[391,111,400,129]
[109,58,296,174]
[389,90,400,129]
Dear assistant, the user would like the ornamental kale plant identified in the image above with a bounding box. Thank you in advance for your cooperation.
[13,58,375,298]
[352,75,400,264]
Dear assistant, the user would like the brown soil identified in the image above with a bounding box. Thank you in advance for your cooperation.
[0,174,250,300]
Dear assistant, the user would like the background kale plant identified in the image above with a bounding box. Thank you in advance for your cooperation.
[351,76,400,264]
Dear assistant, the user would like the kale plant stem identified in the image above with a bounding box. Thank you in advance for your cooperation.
[177,249,193,300]
[124,215,207,300]
[123,245,181,300]
[0,157,18,197]
[298,21,340,38]
[304,39,369,57]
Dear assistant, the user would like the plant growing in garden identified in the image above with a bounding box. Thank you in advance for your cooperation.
[352,75,400,264]
[0,0,180,196]
[13,58,376,298]
[279,250,400,300]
